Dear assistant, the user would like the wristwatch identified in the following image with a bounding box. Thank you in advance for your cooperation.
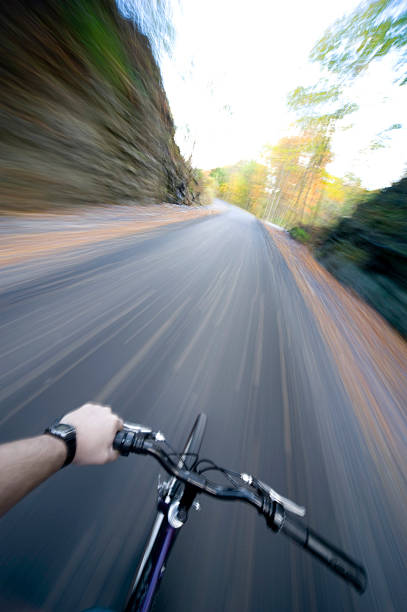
[44,418,77,468]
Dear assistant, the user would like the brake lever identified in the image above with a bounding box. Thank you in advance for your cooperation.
[123,422,165,442]
[240,474,306,517]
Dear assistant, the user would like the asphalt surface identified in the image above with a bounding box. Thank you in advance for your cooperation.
[0,203,405,611]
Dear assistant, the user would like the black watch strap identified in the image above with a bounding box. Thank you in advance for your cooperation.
[44,418,77,468]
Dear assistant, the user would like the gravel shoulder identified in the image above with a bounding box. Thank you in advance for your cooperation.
[0,204,217,267]
[266,225,407,507]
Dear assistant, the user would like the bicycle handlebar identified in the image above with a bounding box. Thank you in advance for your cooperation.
[113,429,367,594]
[281,517,367,593]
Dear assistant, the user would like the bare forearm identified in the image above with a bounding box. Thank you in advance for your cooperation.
[0,403,122,517]
[0,435,67,517]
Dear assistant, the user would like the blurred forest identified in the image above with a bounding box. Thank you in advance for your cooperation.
[0,0,203,211]
[211,0,407,336]
[1,0,406,334]
[317,178,407,336]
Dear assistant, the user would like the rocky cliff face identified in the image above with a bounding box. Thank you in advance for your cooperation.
[1,0,197,211]
[317,177,407,337]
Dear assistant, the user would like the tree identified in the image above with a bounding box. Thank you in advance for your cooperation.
[117,0,175,60]
[311,0,407,85]
[284,82,358,226]
[210,162,268,214]
[263,133,323,226]
[320,173,366,223]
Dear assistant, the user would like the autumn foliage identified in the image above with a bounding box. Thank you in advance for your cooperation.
[210,129,364,230]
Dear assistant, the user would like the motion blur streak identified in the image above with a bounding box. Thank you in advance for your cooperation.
[0,203,406,611]
[0,0,203,211]
[0,0,406,611]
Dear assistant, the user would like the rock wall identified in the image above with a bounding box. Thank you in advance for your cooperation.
[0,0,196,211]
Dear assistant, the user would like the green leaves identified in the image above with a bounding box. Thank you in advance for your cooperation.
[369,122,403,149]
[310,0,407,85]
[287,79,358,137]
[287,83,342,111]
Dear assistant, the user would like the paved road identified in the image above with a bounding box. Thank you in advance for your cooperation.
[0,204,405,611]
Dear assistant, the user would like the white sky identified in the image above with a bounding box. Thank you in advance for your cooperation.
[160,0,407,189]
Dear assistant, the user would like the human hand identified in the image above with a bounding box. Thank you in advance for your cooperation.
[61,403,123,465]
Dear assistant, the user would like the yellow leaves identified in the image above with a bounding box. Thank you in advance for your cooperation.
[211,161,268,215]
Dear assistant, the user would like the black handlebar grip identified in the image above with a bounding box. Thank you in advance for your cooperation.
[113,430,147,456]
[282,518,367,594]
[113,430,127,453]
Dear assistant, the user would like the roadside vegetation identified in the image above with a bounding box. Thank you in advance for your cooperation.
[0,0,202,212]
[211,0,407,337]
[317,178,407,337]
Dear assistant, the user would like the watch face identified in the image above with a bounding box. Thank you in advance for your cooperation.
[57,423,75,434]
[53,423,76,440]
[45,421,77,467]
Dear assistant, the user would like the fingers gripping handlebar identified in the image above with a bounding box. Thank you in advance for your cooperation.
[114,429,148,456]
[113,428,367,594]
[114,430,263,504]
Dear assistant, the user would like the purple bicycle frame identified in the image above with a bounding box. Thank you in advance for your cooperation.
[139,523,176,612]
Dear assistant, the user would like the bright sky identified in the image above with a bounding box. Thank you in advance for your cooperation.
[160,0,407,189]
